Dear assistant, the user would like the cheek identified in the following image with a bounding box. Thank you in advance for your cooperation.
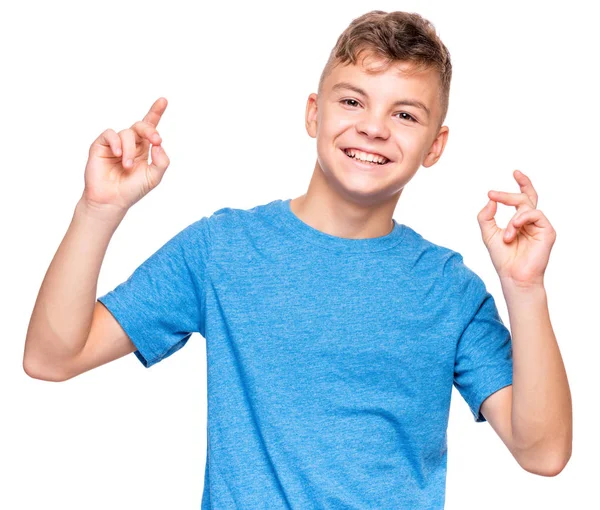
[316,119,346,150]
[406,137,423,156]
[320,107,354,131]
[395,132,426,158]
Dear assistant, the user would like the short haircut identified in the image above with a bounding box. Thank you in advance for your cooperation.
[318,10,452,130]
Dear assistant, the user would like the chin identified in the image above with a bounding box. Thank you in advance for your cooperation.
[329,170,395,205]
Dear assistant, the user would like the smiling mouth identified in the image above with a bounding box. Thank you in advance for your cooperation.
[341,148,391,166]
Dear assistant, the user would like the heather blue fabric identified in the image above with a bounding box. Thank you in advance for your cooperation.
[98,198,513,509]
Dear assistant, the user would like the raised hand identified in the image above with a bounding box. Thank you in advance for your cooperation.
[477,170,557,288]
[81,97,170,215]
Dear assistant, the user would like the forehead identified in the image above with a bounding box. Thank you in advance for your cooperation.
[325,57,440,112]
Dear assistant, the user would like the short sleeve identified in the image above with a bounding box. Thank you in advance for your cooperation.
[97,216,211,368]
[451,256,513,423]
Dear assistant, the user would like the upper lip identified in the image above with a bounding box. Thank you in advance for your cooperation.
[342,146,392,162]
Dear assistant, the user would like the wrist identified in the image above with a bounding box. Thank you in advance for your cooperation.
[500,278,547,303]
[75,195,128,226]
[500,275,545,291]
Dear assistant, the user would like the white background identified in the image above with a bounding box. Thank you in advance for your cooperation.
[2,0,597,508]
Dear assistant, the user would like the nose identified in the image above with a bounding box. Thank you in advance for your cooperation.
[356,110,390,140]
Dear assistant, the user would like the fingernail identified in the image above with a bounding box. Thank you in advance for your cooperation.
[126,159,133,167]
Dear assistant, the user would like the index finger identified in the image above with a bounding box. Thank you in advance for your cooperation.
[142,97,168,128]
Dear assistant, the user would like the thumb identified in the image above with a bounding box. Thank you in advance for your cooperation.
[477,199,500,243]
[149,144,170,183]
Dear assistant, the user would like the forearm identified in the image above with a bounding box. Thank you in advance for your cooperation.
[501,281,572,468]
[23,197,126,379]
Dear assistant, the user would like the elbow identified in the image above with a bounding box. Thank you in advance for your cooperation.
[23,354,68,382]
[517,445,572,477]
[23,355,42,380]
[524,456,570,477]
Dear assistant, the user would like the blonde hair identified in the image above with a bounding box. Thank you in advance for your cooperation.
[318,10,452,129]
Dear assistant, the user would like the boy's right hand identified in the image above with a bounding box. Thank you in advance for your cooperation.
[81,97,170,215]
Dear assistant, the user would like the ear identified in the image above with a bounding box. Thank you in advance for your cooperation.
[422,125,449,168]
[305,93,318,138]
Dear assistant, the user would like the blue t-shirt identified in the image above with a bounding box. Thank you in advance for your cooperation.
[98,198,513,509]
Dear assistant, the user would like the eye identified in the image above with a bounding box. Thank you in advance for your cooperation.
[395,112,417,123]
[341,99,417,123]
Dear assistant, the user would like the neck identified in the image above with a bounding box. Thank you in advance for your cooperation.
[289,160,401,239]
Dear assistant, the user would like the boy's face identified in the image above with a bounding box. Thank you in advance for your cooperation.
[306,54,449,204]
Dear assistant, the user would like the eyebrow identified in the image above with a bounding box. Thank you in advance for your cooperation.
[331,81,431,118]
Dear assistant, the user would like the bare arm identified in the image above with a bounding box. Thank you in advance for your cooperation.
[503,283,571,472]
[23,199,129,381]
[23,97,171,381]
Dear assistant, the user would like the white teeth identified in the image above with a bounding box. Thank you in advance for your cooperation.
[344,148,388,164]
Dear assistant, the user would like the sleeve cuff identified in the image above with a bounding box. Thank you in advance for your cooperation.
[471,374,513,423]
[97,294,159,368]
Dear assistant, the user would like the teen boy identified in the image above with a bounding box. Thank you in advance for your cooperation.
[23,10,571,509]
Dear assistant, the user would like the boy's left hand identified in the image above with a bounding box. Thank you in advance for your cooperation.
[477,170,556,288]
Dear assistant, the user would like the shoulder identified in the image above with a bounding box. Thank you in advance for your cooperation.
[400,223,456,258]
[399,224,465,274]
[400,224,485,297]
[208,198,279,227]
[202,198,283,246]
